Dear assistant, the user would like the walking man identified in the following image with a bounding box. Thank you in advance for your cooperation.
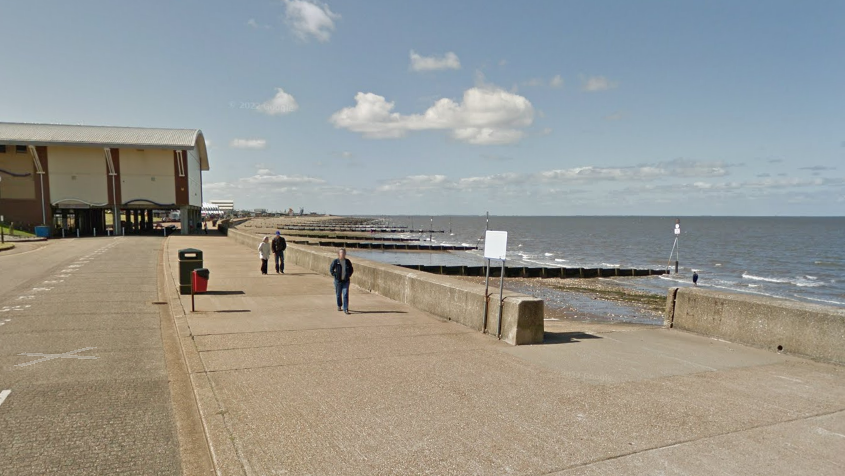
[258,236,271,275]
[692,271,699,286]
[330,248,354,314]
[272,231,287,274]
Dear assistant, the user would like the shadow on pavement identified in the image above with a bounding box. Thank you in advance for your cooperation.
[349,310,409,315]
[204,290,246,295]
[542,331,602,345]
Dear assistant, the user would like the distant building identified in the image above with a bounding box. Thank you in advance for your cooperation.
[0,122,209,235]
[209,199,234,213]
[254,208,267,213]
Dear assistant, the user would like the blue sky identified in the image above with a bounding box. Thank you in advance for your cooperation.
[2,0,843,215]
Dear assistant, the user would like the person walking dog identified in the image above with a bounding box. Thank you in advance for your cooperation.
[330,248,354,314]
[258,236,271,275]
[272,231,287,274]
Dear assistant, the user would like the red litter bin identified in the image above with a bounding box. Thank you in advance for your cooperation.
[192,268,210,293]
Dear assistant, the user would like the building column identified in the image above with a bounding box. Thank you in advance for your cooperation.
[180,206,189,235]
[147,210,154,231]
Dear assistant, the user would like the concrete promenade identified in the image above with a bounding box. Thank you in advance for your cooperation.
[166,234,845,475]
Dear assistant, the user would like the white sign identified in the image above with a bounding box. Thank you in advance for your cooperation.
[674,223,681,235]
[484,231,508,260]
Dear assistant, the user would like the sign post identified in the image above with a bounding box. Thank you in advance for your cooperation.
[483,230,508,338]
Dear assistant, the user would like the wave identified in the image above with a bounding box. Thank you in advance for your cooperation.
[742,273,790,284]
[554,258,568,262]
[802,296,845,306]
[742,272,825,288]
[602,263,621,268]
[814,260,844,268]
[544,253,555,257]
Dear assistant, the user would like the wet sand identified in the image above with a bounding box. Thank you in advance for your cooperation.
[455,275,666,325]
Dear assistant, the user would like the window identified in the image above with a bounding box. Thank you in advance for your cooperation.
[16,145,27,153]
[0,145,6,153]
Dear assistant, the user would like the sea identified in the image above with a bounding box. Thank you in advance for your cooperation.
[349,216,845,310]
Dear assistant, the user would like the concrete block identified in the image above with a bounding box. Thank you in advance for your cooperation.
[670,287,845,364]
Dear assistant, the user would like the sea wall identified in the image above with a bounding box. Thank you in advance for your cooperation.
[227,227,544,345]
[665,287,845,365]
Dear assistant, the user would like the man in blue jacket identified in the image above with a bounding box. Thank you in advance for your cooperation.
[330,248,353,314]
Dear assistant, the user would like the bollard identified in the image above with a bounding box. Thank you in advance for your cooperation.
[122,227,125,236]
[163,226,167,237]
[77,229,80,238]
[94,228,97,237]
[61,228,65,238]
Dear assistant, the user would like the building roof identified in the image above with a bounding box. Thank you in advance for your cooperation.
[0,122,209,170]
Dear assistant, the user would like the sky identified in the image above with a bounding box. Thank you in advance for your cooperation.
[1,0,843,216]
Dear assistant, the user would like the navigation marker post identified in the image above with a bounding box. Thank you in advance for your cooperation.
[482,230,508,339]
[666,219,681,274]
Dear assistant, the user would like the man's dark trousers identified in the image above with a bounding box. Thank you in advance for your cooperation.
[274,251,285,273]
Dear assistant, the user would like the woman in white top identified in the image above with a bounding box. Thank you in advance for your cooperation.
[258,236,271,275]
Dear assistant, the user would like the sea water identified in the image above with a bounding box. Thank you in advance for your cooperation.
[351,216,845,309]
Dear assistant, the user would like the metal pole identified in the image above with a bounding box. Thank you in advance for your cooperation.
[482,258,491,333]
[486,212,489,231]
[429,217,432,243]
[497,260,505,339]
[191,272,195,313]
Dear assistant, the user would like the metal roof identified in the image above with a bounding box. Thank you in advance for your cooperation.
[0,122,209,170]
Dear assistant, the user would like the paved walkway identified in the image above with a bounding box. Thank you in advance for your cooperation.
[166,234,845,475]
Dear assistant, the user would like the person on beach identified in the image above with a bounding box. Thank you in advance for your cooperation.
[258,236,271,275]
[272,231,287,274]
[692,271,699,286]
[330,248,354,314]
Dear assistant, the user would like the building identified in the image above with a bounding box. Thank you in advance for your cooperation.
[0,122,209,235]
[209,199,234,214]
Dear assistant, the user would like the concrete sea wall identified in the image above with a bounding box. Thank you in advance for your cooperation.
[227,227,544,345]
[666,287,845,365]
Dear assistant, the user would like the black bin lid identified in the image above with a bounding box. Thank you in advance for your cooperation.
[178,248,203,259]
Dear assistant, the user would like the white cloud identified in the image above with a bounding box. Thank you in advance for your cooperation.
[539,159,730,182]
[256,88,299,115]
[605,111,625,121]
[549,75,564,88]
[377,175,452,192]
[204,168,325,192]
[229,138,267,149]
[581,75,619,92]
[330,86,535,145]
[498,59,508,67]
[409,50,461,72]
[521,78,544,87]
[283,0,340,42]
[246,18,269,29]
[458,172,526,189]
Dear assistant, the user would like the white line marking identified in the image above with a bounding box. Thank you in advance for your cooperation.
[16,347,98,367]
[0,390,10,408]
[16,296,34,301]
[43,280,64,284]
[31,287,52,292]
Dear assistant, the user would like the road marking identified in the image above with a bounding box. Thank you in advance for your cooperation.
[0,390,10,408]
[56,274,71,278]
[31,287,53,292]
[16,296,34,301]
[43,280,64,284]
[16,347,98,367]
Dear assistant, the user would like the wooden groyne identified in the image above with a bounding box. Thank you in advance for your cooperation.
[281,233,418,242]
[398,264,667,278]
[291,240,477,251]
